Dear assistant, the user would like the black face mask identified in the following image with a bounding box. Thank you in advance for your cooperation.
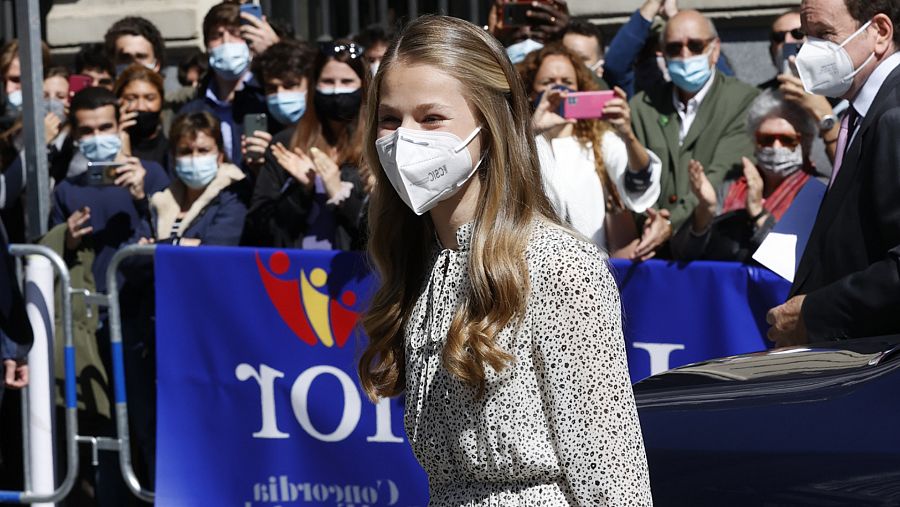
[127,110,161,140]
[314,89,362,123]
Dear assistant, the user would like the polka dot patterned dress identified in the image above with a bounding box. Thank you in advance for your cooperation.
[404,220,652,506]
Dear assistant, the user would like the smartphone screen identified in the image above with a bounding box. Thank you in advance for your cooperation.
[562,91,616,120]
[86,161,124,186]
[501,3,531,28]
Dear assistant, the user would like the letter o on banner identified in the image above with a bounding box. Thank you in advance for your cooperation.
[290,366,362,442]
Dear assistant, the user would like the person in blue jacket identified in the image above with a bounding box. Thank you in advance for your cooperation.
[50,86,169,294]
[137,111,249,246]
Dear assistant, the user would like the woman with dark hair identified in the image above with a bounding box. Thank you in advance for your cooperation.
[137,112,249,246]
[242,40,366,250]
[115,64,169,174]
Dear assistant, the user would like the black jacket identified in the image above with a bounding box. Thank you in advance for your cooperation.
[241,129,366,250]
[792,63,900,341]
[0,217,32,357]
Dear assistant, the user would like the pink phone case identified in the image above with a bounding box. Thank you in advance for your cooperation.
[562,91,616,120]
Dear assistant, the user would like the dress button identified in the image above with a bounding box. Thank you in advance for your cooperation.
[668,194,678,204]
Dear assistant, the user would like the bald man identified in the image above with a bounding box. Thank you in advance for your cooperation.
[629,9,758,254]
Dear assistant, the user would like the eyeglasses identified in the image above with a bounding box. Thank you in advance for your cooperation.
[756,133,800,148]
[663,38,715,58]
[770,28,805,43]
[323,42,363,60]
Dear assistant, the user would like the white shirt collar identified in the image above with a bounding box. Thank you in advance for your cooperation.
[852,52,900,118]
[672,72,716,113]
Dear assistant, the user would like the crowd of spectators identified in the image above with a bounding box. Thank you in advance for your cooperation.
[0,0,859,502]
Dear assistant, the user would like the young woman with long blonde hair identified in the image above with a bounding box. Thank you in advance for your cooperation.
[358,15,652,506]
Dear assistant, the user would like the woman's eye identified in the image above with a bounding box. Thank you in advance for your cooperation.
[423,116,444,124]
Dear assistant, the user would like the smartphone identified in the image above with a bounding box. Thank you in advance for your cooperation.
[562,90,616,120]
[69,74,93,97]
[501,2,531,28]
[86,161,124,186]
[782,42,802,76]
[240,3,262,25]
[243,113,268,137]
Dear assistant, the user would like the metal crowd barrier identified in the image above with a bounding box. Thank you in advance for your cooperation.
[0,245,78,504]
[0,244,157,504]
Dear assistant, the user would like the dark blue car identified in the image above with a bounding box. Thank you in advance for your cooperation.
[634,335,900,506]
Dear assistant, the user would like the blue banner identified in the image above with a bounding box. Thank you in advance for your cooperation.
[154,248,789,506]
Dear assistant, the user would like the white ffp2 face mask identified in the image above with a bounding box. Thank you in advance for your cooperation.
[795,20,875,97]
[376,126,483,215]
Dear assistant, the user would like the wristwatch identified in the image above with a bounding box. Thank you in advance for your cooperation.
[819,114,837,133]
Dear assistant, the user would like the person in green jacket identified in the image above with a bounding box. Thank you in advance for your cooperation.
[629,9,759,259]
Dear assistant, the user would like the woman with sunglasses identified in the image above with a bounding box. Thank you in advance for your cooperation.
[671,89,821,262]
[242,40,366,250]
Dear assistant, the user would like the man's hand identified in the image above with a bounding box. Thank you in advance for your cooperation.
[527,1,570,42]
[4,359,28,389]
[767,295,808,348]
[778,72,834,121]
[632,208,672,261]
[65,206,92,251]
[742,157,765,219]
[309,147,343,198]
[115,156,147,200]
[240,13,280,56]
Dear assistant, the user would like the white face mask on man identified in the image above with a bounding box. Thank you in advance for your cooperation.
[795,20,875,97]
[375,126,484,215]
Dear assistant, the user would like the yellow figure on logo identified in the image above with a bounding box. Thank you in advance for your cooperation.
[300,268,335,347]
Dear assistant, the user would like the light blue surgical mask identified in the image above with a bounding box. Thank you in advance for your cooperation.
[78,134,122,162]
[175,154,219,189]
[6,89,22,110]
[506,38,544,65]
[208,42,251,81]
[667,52,713,93]
[266,91,306,125]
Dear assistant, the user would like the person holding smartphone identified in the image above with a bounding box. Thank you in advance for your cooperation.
[358,15,651,506]
[522,42,663,258]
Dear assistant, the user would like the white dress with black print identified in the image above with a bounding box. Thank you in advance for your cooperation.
[404,220,652,506]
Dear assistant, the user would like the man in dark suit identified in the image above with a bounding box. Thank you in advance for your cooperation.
[768,0,900,345]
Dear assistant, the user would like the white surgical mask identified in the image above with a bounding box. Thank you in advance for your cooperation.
[755,145,803,177]
[795,20,875,97]
[376,126,483,215]
[175,154,219,189]
[506,38,544,65]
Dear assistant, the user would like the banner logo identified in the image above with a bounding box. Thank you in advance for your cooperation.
[256,251,361,348]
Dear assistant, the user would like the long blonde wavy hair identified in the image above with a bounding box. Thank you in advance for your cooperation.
[520,43,624,212]
[358,15,559,400]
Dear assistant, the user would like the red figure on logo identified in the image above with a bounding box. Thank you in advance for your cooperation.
[255,251,361,348]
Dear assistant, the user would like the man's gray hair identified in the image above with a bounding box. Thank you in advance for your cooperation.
[660,13,719,46]
[746,89,818,156]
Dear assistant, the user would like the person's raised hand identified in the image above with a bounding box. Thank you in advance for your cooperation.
[767,295,808,347]
[688,159,716,211]
[309,147,343,198]
[528,1,570,42]
[240,13,280,56]
[778,70,834,121]
[43,111,61,145]
[114,156,148,200]
[241,130,273,168]
[742,157,765,219]
[661,0,679,19]
[3,359,28,389]
[272,142,315,188]
[632,207,672,261]
[65,206,92,251]
[602,87,635,140]
[532,88,574,135]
